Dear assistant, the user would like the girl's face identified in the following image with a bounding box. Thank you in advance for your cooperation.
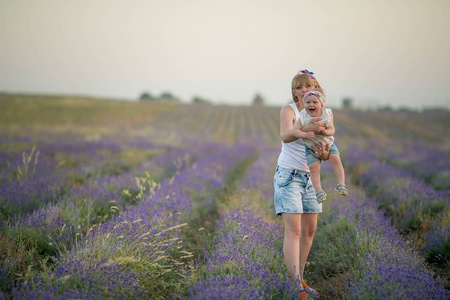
[293,81,315,102]
[304,95,322,117]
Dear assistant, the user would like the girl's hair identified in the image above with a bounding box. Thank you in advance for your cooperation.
[291,71,322,102]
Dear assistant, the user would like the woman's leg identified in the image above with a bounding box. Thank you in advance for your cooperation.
[309,161,322,192]
[299,213,318,281]
[329,154,345,185]
[282,213,301,284]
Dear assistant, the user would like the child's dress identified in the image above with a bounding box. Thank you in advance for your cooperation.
[297,108,334,149]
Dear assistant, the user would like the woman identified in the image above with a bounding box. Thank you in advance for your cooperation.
[273,69,329,299]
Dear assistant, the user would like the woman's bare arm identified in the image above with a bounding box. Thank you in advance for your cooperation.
[280,106,299,143]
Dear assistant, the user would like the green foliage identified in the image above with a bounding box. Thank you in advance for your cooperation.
[0,94,174,129]
[72,221,195,299]
[377,105,393,111]
[139,91,154,101]
[425,235,450,272]
[310,215,359,279]
[121,172,159,205]
[98,160,130,176]
[342,97,353,109]
[0,221,70,293]
[192,96,211,104]
[6,145,39,182]
[160,91,176,100]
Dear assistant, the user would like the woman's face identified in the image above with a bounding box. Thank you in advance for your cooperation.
[293,81,315,102]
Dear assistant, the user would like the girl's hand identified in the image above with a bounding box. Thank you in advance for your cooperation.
[310,118,326,134]
[306,132,315,140]
[308,118,324,133]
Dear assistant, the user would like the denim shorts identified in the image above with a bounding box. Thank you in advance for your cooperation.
[273,165,322,215]
[305,143,340,165]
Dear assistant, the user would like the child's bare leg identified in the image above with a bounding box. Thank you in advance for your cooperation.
[309,161,322,192]
[329,154,345,184]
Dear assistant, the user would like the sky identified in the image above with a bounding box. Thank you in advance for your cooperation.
[1,0,449,109]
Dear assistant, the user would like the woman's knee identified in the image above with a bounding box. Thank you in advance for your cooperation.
[283,213,301,239]
[301,214,318,238]
[302,225,317,238]
[285,226,301,239]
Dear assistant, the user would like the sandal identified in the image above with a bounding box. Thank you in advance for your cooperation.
[298,289,309,299]
[335,184,348,196]
[302,281,319,299]
[316,190,327,203]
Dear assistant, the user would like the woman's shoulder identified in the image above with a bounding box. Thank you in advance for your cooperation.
[281,102,295,109]
[280,103,295,114]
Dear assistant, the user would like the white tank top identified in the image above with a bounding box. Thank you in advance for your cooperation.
[277,103,309,172]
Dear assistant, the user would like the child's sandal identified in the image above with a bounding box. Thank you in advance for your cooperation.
[297,289,309,299]
[302,280,319,299]
[316,190,327,203]
[335,184,348,196]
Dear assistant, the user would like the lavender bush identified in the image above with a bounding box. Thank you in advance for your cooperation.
[188,209,296,299]
[11,142,257,298]
[310,179,449,299]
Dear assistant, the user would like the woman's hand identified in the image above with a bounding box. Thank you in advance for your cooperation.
[309,142,330,161]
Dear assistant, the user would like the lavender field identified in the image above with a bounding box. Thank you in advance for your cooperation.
[0,94,449,299]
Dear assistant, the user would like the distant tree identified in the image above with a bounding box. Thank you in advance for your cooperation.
[253,93,264,106]
[397,106,412,112]
[160,91,175,100]
[378,105,393,111]
[192,96,211,104]
[139,91,154,101]
[423,106,446,112]
[342,97,353,109]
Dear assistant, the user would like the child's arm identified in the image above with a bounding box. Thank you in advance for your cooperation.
[292,119,316,140]
[319,111,335,136]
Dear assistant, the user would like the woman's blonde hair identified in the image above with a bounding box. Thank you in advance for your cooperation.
[291,72,322,102]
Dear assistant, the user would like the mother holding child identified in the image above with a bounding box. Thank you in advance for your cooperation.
[273,69,348,299]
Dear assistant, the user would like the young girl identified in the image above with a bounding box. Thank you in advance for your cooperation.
[291,88,348,203]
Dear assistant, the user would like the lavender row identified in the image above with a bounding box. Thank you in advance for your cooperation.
[186,146,297,299]
[374,140,449,191]
[344,144,449,259]
[187,146,448,299]
[149,103,281,145]
[187,208,296,299]
[0,134,203,221]
[9,142,257,299]
[318,179,449,299]
[238,145,279,199]
[335,110,449,143]
[0,137,134,219]
[0,139,207,296]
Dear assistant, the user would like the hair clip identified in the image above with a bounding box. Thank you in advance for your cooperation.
[300,69,316,80]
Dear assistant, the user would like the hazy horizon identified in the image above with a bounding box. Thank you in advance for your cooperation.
[1,0,449,109]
